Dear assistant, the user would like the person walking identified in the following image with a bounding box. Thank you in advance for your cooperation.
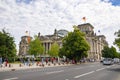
[31,58,35,65]
[45,58,48,65]
[5,58,8,67]
[0,56,2,67]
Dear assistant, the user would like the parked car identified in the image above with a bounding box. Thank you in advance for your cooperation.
[113,58,119,64]
[103,58,114,65]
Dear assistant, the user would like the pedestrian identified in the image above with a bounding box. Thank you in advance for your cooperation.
[25,57,28,66]
[41,58,44,65]
[45,58,48,65]
[5,58,8,67]
[51,57,54,64]
[20,58,23,64]
[23,57,26,65]
[0,56,2,67]
[32,58,35,65]
[27,58,30,66]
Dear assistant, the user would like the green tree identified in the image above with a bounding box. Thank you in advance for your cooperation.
[110,46,119,58]
[60,25,90,60]
[102,46,111,58]
[59,48,65,58]
[48,42,59,57]
[114,30,120,50]
[28,35,44,57]
[118,52,120,58]
[102,46,118,58]
[0,29,16,62]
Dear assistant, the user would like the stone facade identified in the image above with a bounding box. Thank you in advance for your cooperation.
[19,36,32,56]
[77,23,108,61]
[19,23,108,61]
[38,29,68,55]
[18,29,68,56]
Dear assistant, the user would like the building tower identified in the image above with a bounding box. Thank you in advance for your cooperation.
[77,23,108,61]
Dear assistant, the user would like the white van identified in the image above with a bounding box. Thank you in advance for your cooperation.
[113,58,119,63]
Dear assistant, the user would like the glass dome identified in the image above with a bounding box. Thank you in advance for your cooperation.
[57,29,68,37]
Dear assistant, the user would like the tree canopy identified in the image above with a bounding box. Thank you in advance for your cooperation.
[102,46,119,58]
[0,29,16,62]
[59,25,90,60]
[114,29,120,50]
[28,35,44,57]
[48,42,59,57]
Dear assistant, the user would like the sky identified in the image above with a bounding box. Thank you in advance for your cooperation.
[0,0,120,52]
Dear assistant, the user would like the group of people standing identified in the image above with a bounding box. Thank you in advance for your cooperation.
[0,56,9,67]
[19,57,35,66]
[19,57,60,66]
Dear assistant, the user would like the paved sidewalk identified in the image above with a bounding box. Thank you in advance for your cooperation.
[0,63,71,72]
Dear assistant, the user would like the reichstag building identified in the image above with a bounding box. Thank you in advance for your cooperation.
[19,23,108,61]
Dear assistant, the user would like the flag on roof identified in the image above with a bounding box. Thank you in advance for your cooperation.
[82,17,86,23]
[25,31,28,33]
[25,31,29,36]
[98,30,100,33]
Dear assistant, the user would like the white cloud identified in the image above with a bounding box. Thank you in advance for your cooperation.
[0,0,120,51]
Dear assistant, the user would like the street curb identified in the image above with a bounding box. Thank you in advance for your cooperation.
[0,64,72,72]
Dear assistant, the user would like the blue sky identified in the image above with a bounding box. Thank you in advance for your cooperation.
[16,0,33,4]
[109,0,120,6]
[16,0,120,6]
[0,0,120,52]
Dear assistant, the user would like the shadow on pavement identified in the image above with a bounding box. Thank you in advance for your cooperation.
[107,67,120,73]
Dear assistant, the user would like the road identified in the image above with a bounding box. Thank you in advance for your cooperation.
[0,62,120,80]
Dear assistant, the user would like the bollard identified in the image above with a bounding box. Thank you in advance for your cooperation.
[39,63,42,66]
[48,63,50,66]
[29,63,31,67]
[36,63,38,66]
[19,64,22,67]
[11,69,15,71]
[9,64,11,68]
[42,64,44,67]
[36,62,39,66]
[62,63,64,65]
[0,64,2,68]
[58,63,61,65]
